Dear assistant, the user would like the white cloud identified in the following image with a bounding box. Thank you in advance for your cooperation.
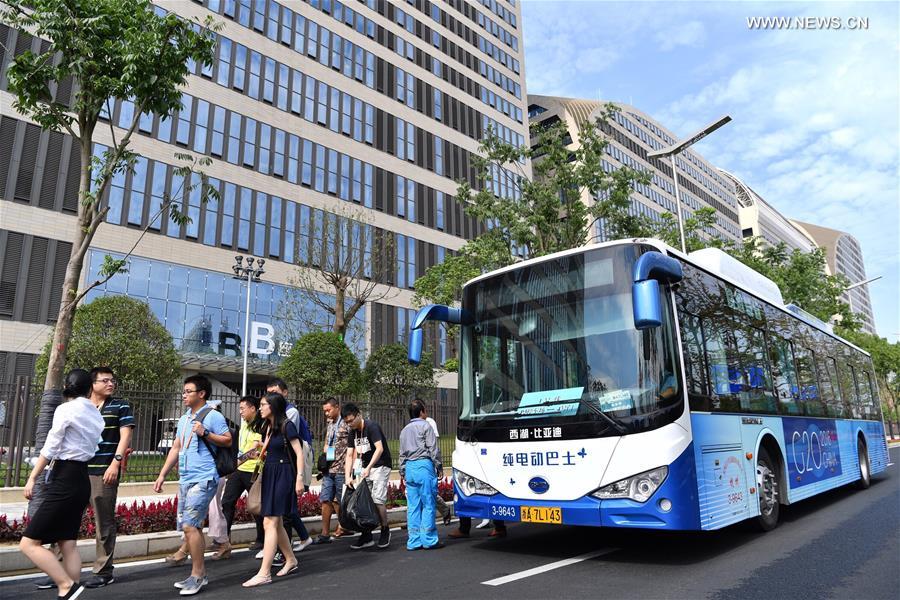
[656,20,706,51]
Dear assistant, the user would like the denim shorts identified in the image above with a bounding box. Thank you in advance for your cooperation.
[177,480,218,530]
[320,472,345,503]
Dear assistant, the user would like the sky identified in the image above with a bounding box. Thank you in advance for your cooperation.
[519,0,899,340]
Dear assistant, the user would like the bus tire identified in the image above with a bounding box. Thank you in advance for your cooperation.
[754,447,780,532]
[855,437,871,490]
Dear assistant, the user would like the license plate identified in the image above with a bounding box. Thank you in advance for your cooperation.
[520,506,562,524]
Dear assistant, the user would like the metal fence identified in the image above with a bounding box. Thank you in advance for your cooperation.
[0,378,459,487]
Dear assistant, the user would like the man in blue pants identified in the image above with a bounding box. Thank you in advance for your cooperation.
[398,399,443,551]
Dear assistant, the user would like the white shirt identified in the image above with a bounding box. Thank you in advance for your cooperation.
[426,417,439,437]
[40,396,105,462]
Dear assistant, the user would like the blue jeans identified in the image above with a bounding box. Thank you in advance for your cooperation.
[320,472,345,503]
[177,480,217,530]
[405,459,438,549]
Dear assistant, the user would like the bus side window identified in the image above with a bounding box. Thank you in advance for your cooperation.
[863,370,879,420]
[679,312,709,402]
[769,337,801,415]
[796,347,826,416]
[826,357,847,418]
[848,364,863,419]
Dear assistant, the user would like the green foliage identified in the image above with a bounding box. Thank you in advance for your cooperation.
[278,332,362,397]
[728,239,860,330]
[363,343,436,405]
[34,296,180,389]
[839,330,900,420]
[442,357,459,373]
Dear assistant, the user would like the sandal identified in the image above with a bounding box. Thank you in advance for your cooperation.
[164,550,189,566]
[242,574,272,588]
[276,562,299,577]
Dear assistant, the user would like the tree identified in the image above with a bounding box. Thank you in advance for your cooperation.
[414,113,649,355]
[363,343,436,405]
[2,0,218,513]
[840,331,900,425]
[728,239,860,330]
[34,296,181,390]
[278,206,396,341]
[277,332,362,398]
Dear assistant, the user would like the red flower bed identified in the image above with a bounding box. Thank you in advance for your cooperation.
[0,479,451,543]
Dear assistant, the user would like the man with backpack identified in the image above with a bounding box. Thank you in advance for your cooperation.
[154,375,232,596]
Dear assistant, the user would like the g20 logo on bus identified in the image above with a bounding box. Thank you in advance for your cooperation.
[782,418,842,488]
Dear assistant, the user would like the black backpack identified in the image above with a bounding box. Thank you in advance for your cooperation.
[194,406,238,477]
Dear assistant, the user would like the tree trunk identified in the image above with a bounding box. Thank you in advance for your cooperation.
[333,286,346,336]
[30,132,94,514]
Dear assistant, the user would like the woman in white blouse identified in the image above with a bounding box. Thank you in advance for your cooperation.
[20,369,104,600]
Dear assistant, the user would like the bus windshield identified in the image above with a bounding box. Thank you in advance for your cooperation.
[459,245,683,441]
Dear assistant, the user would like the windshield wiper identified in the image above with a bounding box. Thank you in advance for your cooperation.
[581,400,630,435]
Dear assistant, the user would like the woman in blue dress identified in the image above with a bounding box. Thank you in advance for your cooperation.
[242,392,305,587]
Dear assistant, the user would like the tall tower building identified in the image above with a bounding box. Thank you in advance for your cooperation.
[0,0,531,394]
[789,221,877,334]
[527,95,742,245]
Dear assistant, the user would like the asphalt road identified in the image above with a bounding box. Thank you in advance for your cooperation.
[3,446,898,600]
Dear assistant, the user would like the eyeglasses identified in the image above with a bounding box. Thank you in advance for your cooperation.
[182,389,198,395]
[95,378,117,385]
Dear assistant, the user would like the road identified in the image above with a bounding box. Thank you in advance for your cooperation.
[3,446,897,599]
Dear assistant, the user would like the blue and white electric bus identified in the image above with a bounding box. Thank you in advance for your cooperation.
[408,239,889,531]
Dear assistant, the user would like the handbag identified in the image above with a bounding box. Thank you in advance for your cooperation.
[247,433,271,517]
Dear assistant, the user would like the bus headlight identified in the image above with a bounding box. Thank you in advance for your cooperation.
[453,468,499,496]
[591,466,668,503]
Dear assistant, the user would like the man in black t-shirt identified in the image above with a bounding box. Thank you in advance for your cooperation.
[341,403,392,549]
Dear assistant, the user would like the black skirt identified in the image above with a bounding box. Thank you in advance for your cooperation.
[23,460,91,543]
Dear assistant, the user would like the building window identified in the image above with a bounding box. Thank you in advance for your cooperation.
[436,191,445,230]
[434,89,442,122]
[434,136,444,176]
[127,157,148,226]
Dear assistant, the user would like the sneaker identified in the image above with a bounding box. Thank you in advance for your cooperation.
[377,526,391,548]
[248,541,264,553]
[34,577,56,589]
[59,584,86,600]
[292,537,313,552]
[448,529,469,539]
[254,549,265,559]
[313,534,333,544]
[475,518,492,529]
[350,531,374,550]
[174,575,208,590]
[178,575,208,596]
[83,574,115,588]
[424,542,445,550]
[489,527,507,538]
[272,552,286,566]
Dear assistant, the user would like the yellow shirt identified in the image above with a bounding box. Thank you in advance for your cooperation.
[237,421,263,473]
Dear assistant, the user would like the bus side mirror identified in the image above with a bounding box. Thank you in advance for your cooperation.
[632,251,683,330]
[408,328,425,364]
[632,279,662,329]
[407,304,475,364]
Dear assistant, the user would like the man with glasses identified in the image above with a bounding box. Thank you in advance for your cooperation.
[82,367,135,589]
[342,402,392,549]
[155,375,231,596]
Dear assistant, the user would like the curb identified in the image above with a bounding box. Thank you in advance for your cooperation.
[0,507,413,574]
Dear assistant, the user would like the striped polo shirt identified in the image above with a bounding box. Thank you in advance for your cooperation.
[88,397,136,476]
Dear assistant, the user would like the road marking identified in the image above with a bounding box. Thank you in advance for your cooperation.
[481,548,616,586]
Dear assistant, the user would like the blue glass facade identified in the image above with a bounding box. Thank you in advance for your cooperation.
[84,250,366,363]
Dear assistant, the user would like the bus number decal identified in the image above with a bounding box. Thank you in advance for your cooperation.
[782,418,842,487]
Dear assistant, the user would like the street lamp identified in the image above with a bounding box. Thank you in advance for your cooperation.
[648,115,732,253]
[843,275,881,293]
[232,255,265,395]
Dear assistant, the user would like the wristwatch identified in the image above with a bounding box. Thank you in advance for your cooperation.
[201,429,210,439]
[114,454,123,462]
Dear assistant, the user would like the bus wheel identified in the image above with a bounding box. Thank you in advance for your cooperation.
[855,438,871,490]
[755,447,780,531]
